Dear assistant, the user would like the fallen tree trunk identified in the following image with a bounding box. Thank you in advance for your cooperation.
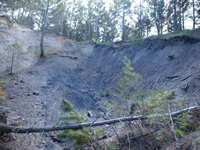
[0,106,199,134]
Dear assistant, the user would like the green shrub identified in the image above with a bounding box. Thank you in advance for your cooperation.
[61,98,74,112]
[109,143,119,150]
[102,56,196,148]
[0,80,7,87]
[5,43,24,74]
[95,128,106,137]
[35,50,48,57]
[101,89,110,97]
[195,138,200,144]
[58,95,89,147]
[102,99,109,105]
[58,128,90,147]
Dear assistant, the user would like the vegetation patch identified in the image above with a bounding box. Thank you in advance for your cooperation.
[101,56,200,149]
[0,91,6,99]
[3,43,24,75]
[58,93,89,148]
[100,89,110,97]
[95,128,106,137]
[0,80,7,99]
[35,50,48,57]
[58,128,90,147]
[0,80,7,87]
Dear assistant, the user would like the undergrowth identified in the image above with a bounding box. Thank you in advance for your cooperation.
[58,93,89,148]
[35,50,48,57]
[0,80,7,99]
[57,56,199,149]
[0,80,7,87]
[101,56,200,149]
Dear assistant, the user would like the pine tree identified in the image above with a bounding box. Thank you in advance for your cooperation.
[181,0,189,30]
[93,0,105,43]
[108,1,121,42]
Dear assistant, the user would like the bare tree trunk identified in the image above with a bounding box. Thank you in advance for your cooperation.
[73,21,77,41]
[179,0,182,31]
[17,9,21,23]
[122,0,125,43]
[1,106,199,134]
[60,11,64,36]
[0,2,4,12]
[174,0,177,31]
[11,10,14,22]
[193,0,195,29]
[40,1,49,58]
[87,1,91,42]
[24,10,27,26]
[20,7,25,24]
[160,0,163,34]
[88,10,91,42]
[84,24,88,41]
[102,25,106,43]
[182,12,184,30]
[110,16,116,43]
[67,7,74,39]
[10,51,14,75]
[138,0,142,38]
[168,104,180,150]
[95,9,99,43]
[154,0,160,35]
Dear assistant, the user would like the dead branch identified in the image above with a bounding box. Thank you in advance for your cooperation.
[168,104,180,150]
[0,106,199,134]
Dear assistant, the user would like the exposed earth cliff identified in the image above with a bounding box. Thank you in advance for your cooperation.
[0,17,200,149]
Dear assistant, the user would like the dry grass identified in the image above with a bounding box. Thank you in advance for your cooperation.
[0,91,6,99]
[54,36,69,42]
[161,131,200,150]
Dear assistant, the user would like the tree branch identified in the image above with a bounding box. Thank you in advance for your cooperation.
[0,106,199,134]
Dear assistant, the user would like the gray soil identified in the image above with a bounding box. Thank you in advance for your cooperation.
[1,18,200,149]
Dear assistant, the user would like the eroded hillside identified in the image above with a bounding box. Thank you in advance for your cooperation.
[0,18,200,149]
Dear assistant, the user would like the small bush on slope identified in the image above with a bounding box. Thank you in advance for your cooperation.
[58,95,89,148]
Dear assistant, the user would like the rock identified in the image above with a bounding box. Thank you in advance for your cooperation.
[94,96,100,100]
[27,93,31,96]
[0,111,7,124]
[167,54,175,60]
[33,91,39,95]
[0,144,7,150]
[180,83,188,90]
[10,119,22,126]
[20,80,25,83]
[41,114,46,117]
[51,136,64,143]
[87,111,93,117]
[9,96,16,99]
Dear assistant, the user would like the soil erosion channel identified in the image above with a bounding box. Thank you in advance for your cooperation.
[1,35,200,149]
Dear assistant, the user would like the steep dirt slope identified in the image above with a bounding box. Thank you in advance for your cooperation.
[86,36,200,105]
[1,18,200,149]
[0,17,66,75]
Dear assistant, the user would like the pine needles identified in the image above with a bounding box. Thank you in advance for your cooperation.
[58,94,89,147]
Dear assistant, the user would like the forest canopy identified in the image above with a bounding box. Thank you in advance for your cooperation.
[0,0,200,42]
